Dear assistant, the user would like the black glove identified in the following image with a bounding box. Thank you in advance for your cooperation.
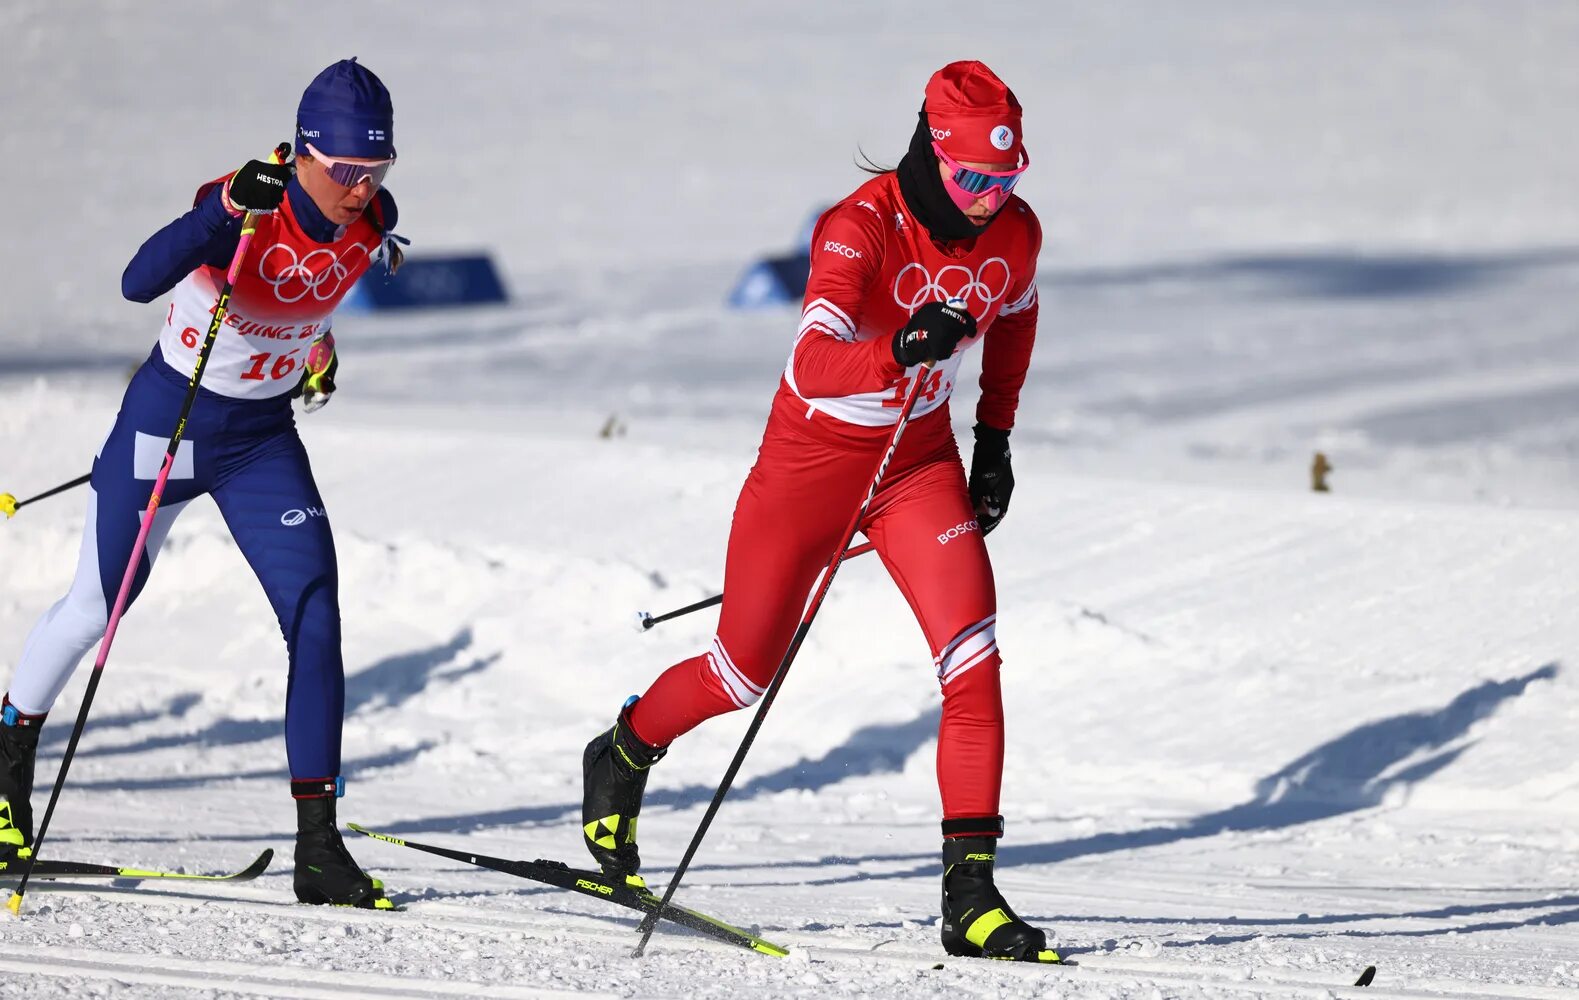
[892,301,976,367]
[968,423,1014,535]
[224,159,291,214]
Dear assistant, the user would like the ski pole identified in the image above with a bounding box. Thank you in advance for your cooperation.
[0,473,93,519]
[7,143,290,918]
[634,541,877,632]
[632,362,936,957]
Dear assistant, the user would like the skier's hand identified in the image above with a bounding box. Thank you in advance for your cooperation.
[293,332,337,413]
[223,159,291,216]
[968,423,1014,535]
[893,301,975,367]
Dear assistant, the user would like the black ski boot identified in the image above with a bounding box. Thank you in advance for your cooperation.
[292,780,394,910]
[582,698,666,881]
[0,697,45,864]
[940,818,1060,963]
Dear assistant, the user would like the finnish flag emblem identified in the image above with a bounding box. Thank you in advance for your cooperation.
[368,128,387,141]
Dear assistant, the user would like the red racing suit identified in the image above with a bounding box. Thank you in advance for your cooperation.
[629,171,1042,821]
[159,175,386,399]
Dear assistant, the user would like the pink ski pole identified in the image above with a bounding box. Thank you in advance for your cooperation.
[9,143,290,917]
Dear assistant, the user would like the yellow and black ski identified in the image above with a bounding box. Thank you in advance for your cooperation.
[349,824,787,957]
[0,849,272,883]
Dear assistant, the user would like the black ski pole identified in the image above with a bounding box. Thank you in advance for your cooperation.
[634,541,877,631]
[631,363,935,957]
[0,472,93,519]
[8,143,290,917]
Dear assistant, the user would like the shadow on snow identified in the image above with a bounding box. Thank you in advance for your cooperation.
[39,630,492,797]
[388,662,1557,886]
[381,706,946,836]
[689,663,1560,885]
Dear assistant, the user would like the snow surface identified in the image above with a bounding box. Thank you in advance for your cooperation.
[4,1,1579,997]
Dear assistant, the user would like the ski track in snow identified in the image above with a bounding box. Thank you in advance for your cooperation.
[5,857,1578,999]
[6,1,1579,997]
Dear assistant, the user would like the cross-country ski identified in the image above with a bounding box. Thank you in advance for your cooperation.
[350,824,789,956]
[0,849,272,884]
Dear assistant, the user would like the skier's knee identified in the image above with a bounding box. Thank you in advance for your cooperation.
[55,590,109,642]
[703,637,764,708]
[278,575,341,656]
[935,615,999,688]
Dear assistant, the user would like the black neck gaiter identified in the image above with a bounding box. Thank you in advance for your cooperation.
[896,111,998,243]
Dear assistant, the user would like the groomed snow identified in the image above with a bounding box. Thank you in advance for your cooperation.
[3,2,1578,997]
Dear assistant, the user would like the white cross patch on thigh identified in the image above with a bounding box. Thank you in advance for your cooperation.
[133,432,195,480]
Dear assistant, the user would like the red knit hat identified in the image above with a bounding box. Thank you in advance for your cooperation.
[923,61,1024,165]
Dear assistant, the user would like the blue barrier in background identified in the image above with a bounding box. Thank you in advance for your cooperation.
[344,253,508,312]
[728,253,812,309]
[727,206,829,309]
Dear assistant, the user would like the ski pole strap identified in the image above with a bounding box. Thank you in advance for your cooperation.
[291,776,345,799]
[942,815,1005,839]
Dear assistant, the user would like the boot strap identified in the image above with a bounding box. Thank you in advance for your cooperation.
[614,704,667,768]
[292,776,345,800]
[1,696,46,730]
[942,815,1004,839]
[965,907,1014,949]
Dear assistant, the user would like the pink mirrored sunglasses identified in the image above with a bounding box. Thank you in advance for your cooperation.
[305,143,396,189]
[932,141,1029,214]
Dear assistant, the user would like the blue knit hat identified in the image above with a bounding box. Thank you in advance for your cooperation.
[296,58,394,159]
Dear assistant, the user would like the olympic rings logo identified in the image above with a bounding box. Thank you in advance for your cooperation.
[892,257,1012,316]
[258,242,372,304]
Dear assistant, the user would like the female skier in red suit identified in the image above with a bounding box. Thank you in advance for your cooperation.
[583,61,1055,962]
